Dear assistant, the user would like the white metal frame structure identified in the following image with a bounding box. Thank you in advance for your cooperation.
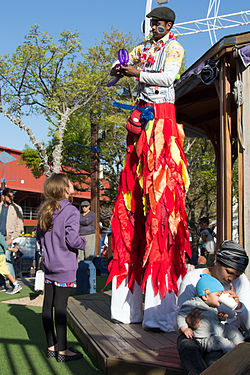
[145,0,250,46]
[206,0,221,45]
[173,10,250,42]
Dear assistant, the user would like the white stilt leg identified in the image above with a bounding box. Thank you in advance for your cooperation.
[142,274,181,332]
[111,270,143,324]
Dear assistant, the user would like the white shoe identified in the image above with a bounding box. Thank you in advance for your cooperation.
[6,284,22,295]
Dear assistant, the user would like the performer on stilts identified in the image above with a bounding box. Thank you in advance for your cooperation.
[106,6,191,331]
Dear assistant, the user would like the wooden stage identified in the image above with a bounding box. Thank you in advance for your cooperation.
[67,292,184,375]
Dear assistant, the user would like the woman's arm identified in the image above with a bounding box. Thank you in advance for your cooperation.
[229,275,250,331]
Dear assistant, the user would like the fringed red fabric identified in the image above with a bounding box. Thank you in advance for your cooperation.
[108,102,191,298]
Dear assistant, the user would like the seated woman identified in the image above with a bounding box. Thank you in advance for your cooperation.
[177,240,250,375]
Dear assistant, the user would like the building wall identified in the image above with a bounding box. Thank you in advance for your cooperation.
[0,146,91,232]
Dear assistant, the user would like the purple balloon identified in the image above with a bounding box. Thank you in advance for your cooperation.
[107,48,129,87]
[106,77,120,87]
[118,49,129,65]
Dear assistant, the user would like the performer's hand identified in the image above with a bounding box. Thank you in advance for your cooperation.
[120,65,140,78]
[110,64,124,78]
[181,327,194,339]
[185,308,203,330]
[218,311,229,321]
[225,283,242,310]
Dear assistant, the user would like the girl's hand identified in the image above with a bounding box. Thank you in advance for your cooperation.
[226,283,242,310]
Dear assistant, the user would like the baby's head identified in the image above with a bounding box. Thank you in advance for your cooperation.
[196,274,224,308]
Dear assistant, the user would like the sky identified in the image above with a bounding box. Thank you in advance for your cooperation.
[0,0,249,151]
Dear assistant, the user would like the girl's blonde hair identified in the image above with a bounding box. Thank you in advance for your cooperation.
[38,173,70,232]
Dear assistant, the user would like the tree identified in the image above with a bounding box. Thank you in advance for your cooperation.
[0,25,110,175]
[184,137,217,247]
[5,26,189,212]
[44,32,186,199]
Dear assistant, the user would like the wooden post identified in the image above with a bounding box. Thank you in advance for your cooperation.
[236,59,244,246]
[242,63,250,279]
[218,56,233,244]
[90,113,100,256]
[223,56,232,240]
[218,62,225,246]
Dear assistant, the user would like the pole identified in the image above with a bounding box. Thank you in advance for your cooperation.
[145,0,153,39]
[90,112,100,256]
[1,163,6,191]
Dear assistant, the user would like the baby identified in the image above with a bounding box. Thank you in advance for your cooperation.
[177,274,244,353]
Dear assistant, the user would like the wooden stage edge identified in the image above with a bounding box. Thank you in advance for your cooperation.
[67,292,184,375]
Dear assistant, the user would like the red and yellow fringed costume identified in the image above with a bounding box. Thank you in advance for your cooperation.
[107,102,191,299]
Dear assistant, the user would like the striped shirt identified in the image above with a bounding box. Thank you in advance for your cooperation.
[129,33,184,104]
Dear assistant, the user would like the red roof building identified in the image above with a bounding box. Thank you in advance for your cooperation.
[0,146,92,232]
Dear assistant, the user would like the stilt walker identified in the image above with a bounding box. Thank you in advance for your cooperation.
[106,6,191,331]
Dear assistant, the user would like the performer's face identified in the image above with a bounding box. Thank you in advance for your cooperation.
[150,19,172,41]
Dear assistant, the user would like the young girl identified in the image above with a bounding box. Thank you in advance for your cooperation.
[37,173,86,362]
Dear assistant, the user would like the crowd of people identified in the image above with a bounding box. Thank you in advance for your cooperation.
[0,188,24,295]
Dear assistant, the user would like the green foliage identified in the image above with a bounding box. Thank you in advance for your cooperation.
[0,25,84,119]
[54,28,139,198]
[19,146,44,178]
[184,137,217,245]
[0,25,188,209]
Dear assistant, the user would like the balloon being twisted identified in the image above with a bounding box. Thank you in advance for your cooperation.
[107,49,129,87]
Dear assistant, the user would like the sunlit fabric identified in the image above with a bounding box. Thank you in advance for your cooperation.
[106,102,191,298]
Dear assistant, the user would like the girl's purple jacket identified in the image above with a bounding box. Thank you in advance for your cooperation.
[37,200,86,283]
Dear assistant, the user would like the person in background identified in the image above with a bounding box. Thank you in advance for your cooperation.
[79,200,96,260]
[76,200,96,295]
[37,173,86,362]
[0,188,24,291]
[199,217,216,266]
[0,233,22,294]
[196,255,208,269]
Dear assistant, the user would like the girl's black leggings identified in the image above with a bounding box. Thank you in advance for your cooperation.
[42,283,71,351]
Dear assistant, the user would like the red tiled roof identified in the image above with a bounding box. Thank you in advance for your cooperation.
[0,146,90,199]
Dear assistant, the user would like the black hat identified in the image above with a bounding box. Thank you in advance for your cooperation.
[216,240,249,273]
[81,200,90,207]
[146,7,175,23]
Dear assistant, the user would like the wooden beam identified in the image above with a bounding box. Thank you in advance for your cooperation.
[242,62,250,279]
[217,61,225,245]
[236,60,244,246]
[191,109,220,126]
[176,86,217,107]
[90,113,100,255]
[200,342,250,375]
[223,56,232,240]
